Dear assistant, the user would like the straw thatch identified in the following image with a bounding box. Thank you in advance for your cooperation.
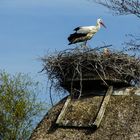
[30,88,140,140]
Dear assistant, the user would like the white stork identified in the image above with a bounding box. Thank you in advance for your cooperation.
[68,18,106,46]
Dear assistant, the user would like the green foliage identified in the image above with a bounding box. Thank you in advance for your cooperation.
[0,72,45,140]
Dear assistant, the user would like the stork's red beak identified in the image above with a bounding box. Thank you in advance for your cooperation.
[100,22,106,28]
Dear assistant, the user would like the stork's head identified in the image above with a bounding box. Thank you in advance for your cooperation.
[97,18,106,28]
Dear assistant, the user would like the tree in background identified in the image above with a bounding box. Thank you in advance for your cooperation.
[95,0,140,53]
[0,72,45,140]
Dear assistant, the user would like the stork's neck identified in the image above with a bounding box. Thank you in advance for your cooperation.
[96,22,101,30]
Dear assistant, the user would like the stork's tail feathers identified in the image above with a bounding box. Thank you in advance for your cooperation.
[68,33,87,45]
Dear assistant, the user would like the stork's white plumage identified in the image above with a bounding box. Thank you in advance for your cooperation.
[68,18,106,45]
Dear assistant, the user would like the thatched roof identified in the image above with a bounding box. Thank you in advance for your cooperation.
[30,87,140,140]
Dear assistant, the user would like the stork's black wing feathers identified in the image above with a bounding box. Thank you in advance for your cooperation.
[68,33,87,45]
[68,33,86,41]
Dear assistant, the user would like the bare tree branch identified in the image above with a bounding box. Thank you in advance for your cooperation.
[95,0,140,18]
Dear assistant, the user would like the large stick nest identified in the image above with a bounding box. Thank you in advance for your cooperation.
[41,47,140,93]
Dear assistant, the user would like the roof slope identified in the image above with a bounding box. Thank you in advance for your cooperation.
[30,88,140,140]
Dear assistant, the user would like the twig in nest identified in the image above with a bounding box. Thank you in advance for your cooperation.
[49,81,54,106]
[75,60,83,98]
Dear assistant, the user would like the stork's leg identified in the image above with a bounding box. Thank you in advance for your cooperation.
[82,41,88,49]
[84,41,87,46]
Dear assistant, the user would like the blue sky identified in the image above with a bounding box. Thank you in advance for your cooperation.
[0,0,139,101]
